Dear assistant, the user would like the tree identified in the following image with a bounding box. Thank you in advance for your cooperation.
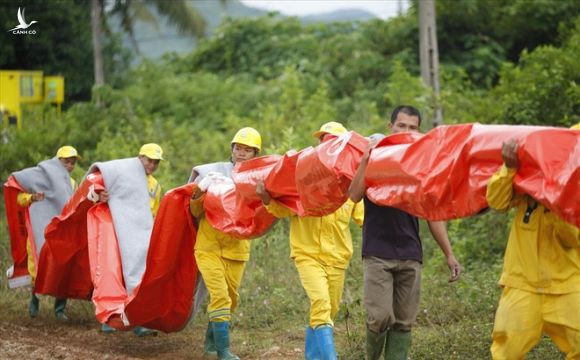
[91,0,212,87]
[91,0,105,86]
[0,0,94,101]
[435,0,580,88]
[418,0,442,127]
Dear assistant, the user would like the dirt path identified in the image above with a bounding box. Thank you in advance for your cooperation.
[0,319,305,359]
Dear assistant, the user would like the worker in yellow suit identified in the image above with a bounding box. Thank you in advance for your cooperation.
[190,127,261,360]
[96,143,163,336]
[256,122,364,360]
[487,136,580,360]
[18,146,79,320]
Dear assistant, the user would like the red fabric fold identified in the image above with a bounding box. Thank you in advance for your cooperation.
[36,176,201,332]
[295,131,368,216]
[202,132,369,237]
[366,124,579,226]
[3,176,33,282]
[123,183,199,332]
[34,173,103,299]
[87,203,127,323]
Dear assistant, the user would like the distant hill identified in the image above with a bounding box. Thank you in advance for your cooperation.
[116,0,378,60]
[121,0,267,60]
[302,8,377,23]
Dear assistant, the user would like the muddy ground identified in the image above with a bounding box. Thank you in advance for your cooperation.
[0,313,306,359]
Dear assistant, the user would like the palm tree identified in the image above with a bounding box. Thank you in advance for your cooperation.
[91,0,216,87]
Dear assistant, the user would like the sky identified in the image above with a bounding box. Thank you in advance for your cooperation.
[240,0,409,20]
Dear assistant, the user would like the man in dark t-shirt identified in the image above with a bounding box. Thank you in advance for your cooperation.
[349,105,462,360]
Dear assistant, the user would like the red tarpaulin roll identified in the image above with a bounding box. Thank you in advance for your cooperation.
[366,124,579,226]
[123,183,199,332]
[90,182,201,332]
[4,176,34,286]
[203,132,369,237]
[35,173,104,299]
[295,131,368,216]
[37,173,201,332]
[22,123,577,330]
[204,180,277,239]
[264,150,302,213]
[87,202,126,323]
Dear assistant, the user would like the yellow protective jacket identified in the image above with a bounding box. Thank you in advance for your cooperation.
[17,177,78,207]
[147,175,161,217]
[265,199,364,269]
[487,165,580,294]
[189,194,250,261]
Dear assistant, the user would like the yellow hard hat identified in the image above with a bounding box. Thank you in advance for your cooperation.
[56,145,79,159]
[571,123,580,130]
[312,121,347,139]
[231,127,261,152]
[139,143,164,160]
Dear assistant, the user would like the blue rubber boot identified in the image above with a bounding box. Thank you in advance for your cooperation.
[29,293,39,318]
[204,322,218,357]
[314,325,337,360]
[211,321,240,360]
[54,298,68,320]
[305,326,321,360]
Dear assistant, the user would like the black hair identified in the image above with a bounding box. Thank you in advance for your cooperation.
[231,143,259,156]
[390,105,422,126]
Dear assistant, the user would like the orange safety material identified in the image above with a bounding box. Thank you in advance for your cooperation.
[365,124,579,226]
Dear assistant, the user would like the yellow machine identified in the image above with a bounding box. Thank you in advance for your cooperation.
[0,70,64,128]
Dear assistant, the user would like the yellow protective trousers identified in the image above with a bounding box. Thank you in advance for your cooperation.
[26,239,37,283]
[294,256,346,328]
[491,287,580,360]
[195,251,246,322]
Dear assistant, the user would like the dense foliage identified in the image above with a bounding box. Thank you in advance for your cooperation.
[1,1,578,358]
[0,0,131,101]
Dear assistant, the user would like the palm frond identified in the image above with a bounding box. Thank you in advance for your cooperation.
[131,0,158,27]
[148,0,206,38]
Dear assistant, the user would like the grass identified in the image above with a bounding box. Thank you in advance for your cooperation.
[0,195,566,359]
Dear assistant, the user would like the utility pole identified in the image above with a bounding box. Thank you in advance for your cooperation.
[91,0,105,87]
[419,0,443,127]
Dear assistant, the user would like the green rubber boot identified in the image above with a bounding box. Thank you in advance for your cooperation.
[133,326,158,337]
[204,322,218,357]
[54,298,68,320]
[101,323,117,334]
[28,293,39,318]
[384,330,411,360]
[366,328,387,360]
